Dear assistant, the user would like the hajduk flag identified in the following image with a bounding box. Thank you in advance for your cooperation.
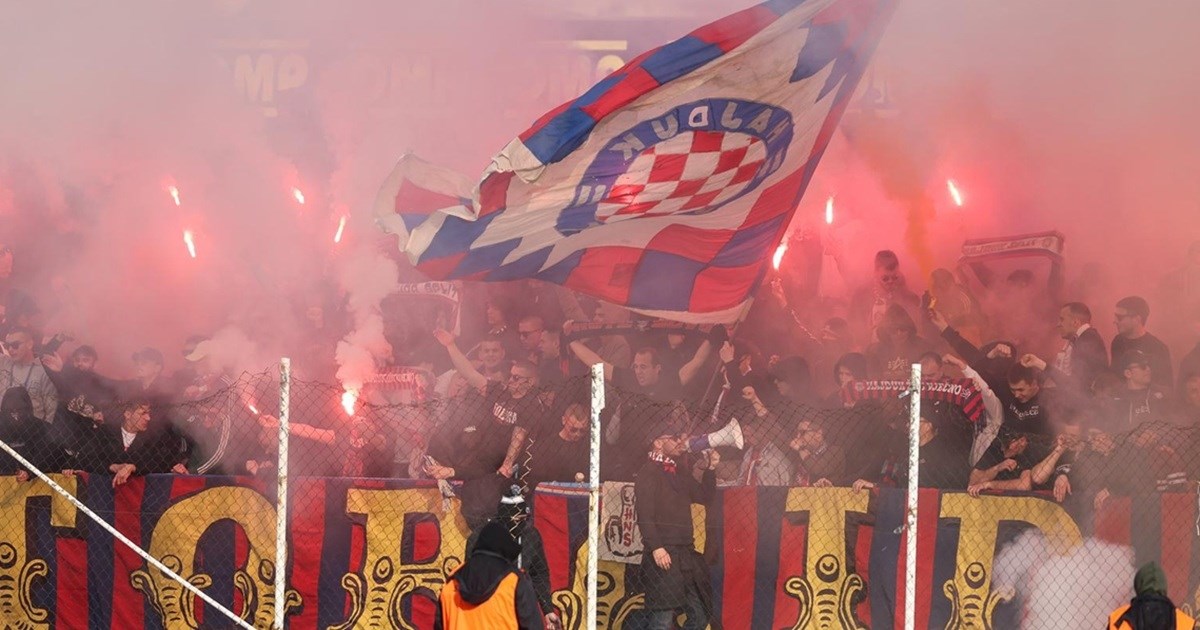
[378,0,896,323]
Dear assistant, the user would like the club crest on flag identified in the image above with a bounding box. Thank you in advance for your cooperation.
[558,99,794,234]
[379,0,897,323]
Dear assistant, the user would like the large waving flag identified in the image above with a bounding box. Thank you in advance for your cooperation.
[379,0,896,323]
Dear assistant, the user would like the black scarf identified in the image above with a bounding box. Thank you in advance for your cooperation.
[1118,593,1179,630]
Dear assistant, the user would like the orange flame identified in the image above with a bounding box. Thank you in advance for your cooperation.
[333,215,347,243]
[947,179,964,207]
[825,196,835,225]
[183,230,197,259]
[292,188,305,205]
[341,389,358,417]
[168,185,181,207]
[772,243,787,271]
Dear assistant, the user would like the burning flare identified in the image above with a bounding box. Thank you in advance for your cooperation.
[341,389,359,417]
[182,230,197,259]
[292,187,305,205]
[825,196,835,225]
[333,215,347,244]
[772,243,787,271]
[947,179,964,207]
[247,403,259,415]
[167,185,181,207]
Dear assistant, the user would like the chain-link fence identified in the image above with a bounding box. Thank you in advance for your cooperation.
[0,354,1198,628]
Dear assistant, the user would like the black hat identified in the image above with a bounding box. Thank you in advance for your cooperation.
[131,347,164,366]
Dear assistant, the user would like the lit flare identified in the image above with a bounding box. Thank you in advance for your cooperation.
[292,188,305,205]
[183,230,197,259]
[333,215,347,243]
[772,243,787,271]
[341,389,358,417]
[947,179,964,207]
[168,185,181,207]
[825,196,835,225]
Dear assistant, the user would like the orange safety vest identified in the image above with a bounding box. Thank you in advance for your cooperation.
[439,571,520,630]
[1107,604,1197,630]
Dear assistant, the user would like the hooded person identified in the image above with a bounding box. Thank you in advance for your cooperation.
[434,520,545,630]
[1107,562,1196,629]
[0,387,64,477]
[464,489,555,627]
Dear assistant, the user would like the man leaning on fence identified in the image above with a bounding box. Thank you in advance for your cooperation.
[1107,561,1196,629]
[635,430,717,630]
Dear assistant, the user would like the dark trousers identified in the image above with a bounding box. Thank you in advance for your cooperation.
[646,587,709,630]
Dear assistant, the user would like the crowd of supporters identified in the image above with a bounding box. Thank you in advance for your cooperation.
[1,239,1199,533]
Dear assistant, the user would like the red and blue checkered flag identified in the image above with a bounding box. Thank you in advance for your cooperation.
[384,0,896,323]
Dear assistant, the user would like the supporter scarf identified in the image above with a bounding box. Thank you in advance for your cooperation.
[565,321,712,343]
[840,378,984,422]
[648,451,677,474]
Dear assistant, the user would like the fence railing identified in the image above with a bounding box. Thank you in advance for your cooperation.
[0,360,1197,628]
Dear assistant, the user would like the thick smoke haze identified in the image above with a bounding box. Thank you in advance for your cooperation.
[2,0,1198,378]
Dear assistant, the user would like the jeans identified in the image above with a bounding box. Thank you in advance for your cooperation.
[646,596,709,630]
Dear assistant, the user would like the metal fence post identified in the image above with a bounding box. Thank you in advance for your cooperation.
[275,357,291,630]
[904,363,922,630]
[588,363,606,630]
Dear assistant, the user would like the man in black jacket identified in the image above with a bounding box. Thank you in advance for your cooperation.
[434,520,545,629]
[1048,302,1109,395]
[75,400,179,486]
[635,431,716,630]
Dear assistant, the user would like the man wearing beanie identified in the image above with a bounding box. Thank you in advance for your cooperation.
[435,520,545,630]
[1107,562,1196,629]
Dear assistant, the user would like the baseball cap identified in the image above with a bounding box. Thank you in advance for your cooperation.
[185,340,213,362]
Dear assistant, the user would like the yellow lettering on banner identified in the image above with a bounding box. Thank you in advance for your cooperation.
[232,47,310,116]
[0,475,78,629]
[234,54,275,104]
[130,487,301,630]
[780,487,871,630]
[938,494,1081,630]
[330,488,469,630]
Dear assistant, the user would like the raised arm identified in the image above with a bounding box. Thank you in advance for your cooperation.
[433,329,489,390]
[945,355,1004,466]
[564,321,613,381]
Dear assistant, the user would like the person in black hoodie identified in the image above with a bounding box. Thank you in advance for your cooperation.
[0,387,64,479]
[434,520,545,630]
[1106,561,1196,629]
[464,491,556,628]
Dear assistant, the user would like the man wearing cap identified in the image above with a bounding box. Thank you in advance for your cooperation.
[635,431,717,630]
[434,520,545,630]
[1107,561,1196,629]
[1104,350,1174,430]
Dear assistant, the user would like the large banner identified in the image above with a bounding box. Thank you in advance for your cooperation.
[1,475,1197,629]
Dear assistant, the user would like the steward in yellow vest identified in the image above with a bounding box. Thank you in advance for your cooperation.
[1108,562,1196,630]
[434,520,545,630]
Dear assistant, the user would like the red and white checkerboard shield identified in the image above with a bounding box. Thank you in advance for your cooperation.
[596,130,768,223]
